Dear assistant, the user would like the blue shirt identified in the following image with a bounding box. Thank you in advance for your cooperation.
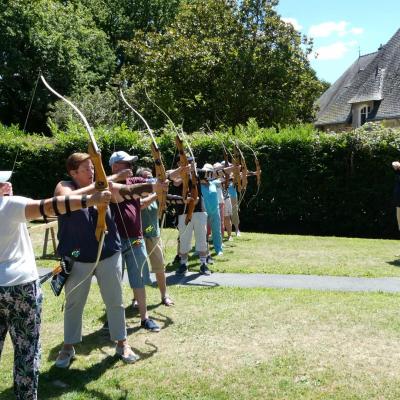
[201,181,219,215]
[228,182,238,199]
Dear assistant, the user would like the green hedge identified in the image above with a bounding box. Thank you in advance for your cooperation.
[1,120,399,238]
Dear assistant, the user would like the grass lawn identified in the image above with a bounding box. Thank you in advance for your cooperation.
[31,226,400,277]
[1,285,400,399]
[1,226,399,398]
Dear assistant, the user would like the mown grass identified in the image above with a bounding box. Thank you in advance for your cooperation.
[2,226,400,398]
[30,226,400,277]
[1,285,400,399]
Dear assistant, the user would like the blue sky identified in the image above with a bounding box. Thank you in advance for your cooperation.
[276,0,400,83]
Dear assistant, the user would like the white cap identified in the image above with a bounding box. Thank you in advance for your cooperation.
[202,163,214,172]
[0,171,12,183]
[109,151,138,166]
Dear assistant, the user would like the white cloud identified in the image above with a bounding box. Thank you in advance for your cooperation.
[308,21,364,39]
[309,21,348,38]
[311,40,359,60]
[281,17,303,31]
[350,27,364,35]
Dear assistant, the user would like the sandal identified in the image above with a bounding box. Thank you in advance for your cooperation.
[115,344,140,364]
[161,296,174,307]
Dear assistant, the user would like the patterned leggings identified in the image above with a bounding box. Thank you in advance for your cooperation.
[0,280,42,400]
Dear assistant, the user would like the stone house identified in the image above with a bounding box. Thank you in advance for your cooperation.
[315,28,400,131]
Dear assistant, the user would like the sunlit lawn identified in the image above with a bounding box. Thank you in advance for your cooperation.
[1,285,400,399]
[1,226,400,398]
[30,225,400,278]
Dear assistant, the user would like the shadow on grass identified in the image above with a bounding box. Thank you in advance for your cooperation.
[386,259,400,267]
[165,272,220,288]
[165,251,200,273]
[38,356,120,399]
[124,306,175,332]
[35,324,160,399]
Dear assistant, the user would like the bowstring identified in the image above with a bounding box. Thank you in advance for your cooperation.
[143,88,189,257]
[237,139,261,207]
[10,70,42,180]
[119,89,167,274]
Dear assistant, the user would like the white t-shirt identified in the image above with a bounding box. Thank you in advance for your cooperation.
[0,196,38,286]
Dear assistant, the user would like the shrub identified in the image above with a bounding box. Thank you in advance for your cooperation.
[1,121,399,238]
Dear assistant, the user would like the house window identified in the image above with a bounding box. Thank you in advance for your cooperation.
[360,105,371,125]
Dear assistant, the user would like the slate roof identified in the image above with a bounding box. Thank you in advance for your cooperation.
[315,28,400,126]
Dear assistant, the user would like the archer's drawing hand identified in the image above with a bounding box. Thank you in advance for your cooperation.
[392,161,400,170]
[116,168,133,181]
[89,190,112,206]
[0,182,13,196]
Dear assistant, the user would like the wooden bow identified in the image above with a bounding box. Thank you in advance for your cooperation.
[120,89,167,220]
[239,140,262,205]
[175,134,198,224]
[41,76,108,243]
[41,75,108,294]
[234,141,248,206]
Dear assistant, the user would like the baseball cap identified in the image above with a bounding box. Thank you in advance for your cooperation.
[109,151,138,166]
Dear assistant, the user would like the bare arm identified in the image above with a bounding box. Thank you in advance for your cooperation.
[140,193,158,209]
[54,180,96,196]
[107,169,133,183]
[24,191,112,221]
[167,165,191,183]
[113,182,160,203]
[166,193,186,205]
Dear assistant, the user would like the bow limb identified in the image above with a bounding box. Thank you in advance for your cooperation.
[238,145,248,191]
[175,134,198,224]
[218,141,230,188]
[144,88,197,165]
[237,140,262,206]
[174,135,189,200]
[88,143,109,241]
[255,157,261,188]
[120,89,167,220]
[177,130,199,225]
[186,167,198,224]
[40,76,108,244]
[143,88,199,224]
[232,145,242,193]
[233,142,248,206]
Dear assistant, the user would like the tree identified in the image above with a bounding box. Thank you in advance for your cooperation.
[73,0,184,68]
[119,0,325,131]
[0,0,115,132]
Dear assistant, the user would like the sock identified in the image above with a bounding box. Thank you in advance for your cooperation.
[199,256,207,265]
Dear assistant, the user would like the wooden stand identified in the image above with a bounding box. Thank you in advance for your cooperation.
[28,219,58,258]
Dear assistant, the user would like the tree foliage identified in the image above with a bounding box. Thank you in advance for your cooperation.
[0,0,115,132]
[120,0,324,131]
[1,121,399,238]
[0,0,326,133]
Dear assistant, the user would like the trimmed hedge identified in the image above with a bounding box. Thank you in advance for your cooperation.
[1,120,399,238]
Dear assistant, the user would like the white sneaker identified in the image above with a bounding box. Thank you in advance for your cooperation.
[55,347,75,368]
[216,251,224,256]
[116,344,140,364]
[236,231,241,237]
